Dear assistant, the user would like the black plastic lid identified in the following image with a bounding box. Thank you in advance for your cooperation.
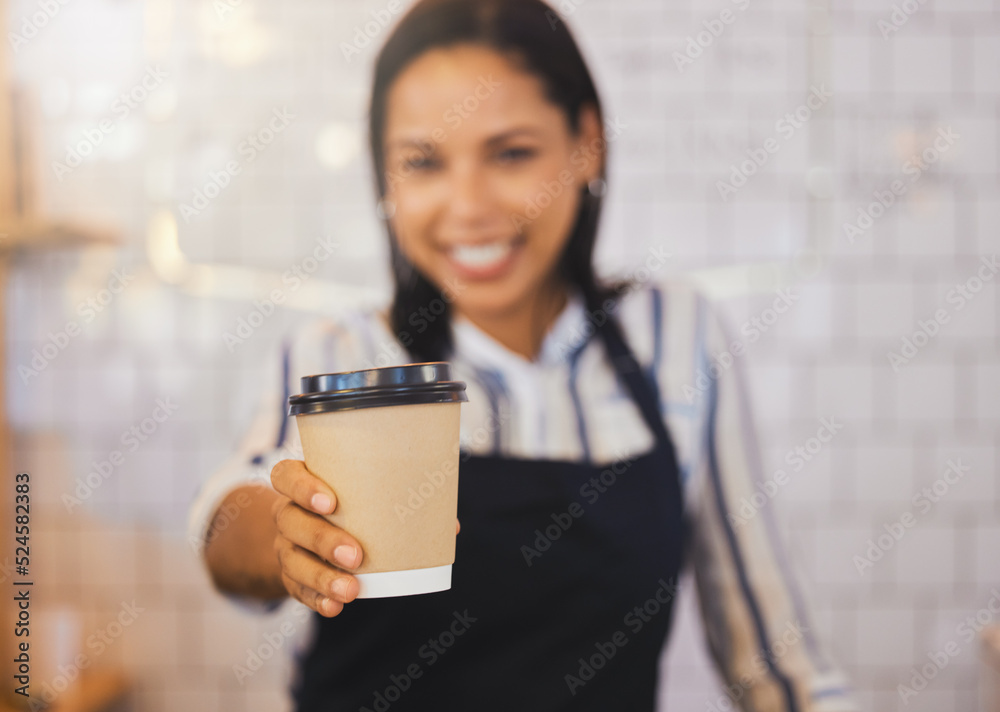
[287,362,468,415]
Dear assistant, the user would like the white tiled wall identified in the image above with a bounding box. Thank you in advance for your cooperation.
[6,0,998,710]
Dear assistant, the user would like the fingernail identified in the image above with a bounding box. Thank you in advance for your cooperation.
[334,545,359,569]
[311,493,332,512]
[319,597,334,615]
[331,577,352,601]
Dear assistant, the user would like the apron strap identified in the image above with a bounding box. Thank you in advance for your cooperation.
[594,304,675,451]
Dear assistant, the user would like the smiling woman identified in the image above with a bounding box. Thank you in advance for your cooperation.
[380,42,603,359]
[188,1,858,710]
[370,25,610,363]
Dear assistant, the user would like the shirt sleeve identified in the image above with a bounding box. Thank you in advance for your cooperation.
[185,336,298,614]
[685,292,858,712]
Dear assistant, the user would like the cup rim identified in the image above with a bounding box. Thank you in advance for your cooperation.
[287,362,467,416]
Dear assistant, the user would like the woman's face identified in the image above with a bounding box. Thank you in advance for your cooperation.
[382,44,602,323]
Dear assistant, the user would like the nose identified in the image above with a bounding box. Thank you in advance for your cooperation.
[444,159,493,225]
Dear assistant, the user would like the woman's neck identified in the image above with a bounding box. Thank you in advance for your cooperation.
[456,281,569,362]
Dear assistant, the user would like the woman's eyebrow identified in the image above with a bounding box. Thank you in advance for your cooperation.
[386,137,437,152]
[386,126,544,152]
[484,127,543,145]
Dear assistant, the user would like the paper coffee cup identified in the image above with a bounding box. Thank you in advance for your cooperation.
[288,362,467,598]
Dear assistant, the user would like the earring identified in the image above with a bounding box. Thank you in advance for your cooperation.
[376,198,396,220]
[587,178,607,198]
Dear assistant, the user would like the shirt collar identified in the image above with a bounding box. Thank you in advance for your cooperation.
[451,288,591,370]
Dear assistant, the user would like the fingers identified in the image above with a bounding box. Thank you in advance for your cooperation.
[271,491,363,618]
[456,517,461,535]
[274,537,358,616]
[273,496,364,571]
[271,459,336,515]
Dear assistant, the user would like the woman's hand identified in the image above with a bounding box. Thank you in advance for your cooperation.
[270,459,365,618]
[270,459,462,617]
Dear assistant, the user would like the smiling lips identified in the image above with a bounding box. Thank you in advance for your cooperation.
[446,238,524,279]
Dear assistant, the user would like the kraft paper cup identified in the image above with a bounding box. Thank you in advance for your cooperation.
[288,362,467,598]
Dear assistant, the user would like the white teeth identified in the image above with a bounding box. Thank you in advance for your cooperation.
[450,242,513,269]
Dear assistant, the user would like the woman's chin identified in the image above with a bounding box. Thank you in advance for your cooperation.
[449,288,531,323]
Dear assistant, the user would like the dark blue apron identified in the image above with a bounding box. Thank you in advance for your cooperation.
[291,313,687,711]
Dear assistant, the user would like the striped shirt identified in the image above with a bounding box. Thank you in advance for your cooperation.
[188,279,857,712]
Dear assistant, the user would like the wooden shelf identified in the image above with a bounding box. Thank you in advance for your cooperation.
[0,670,129,712]
[0,0,127,706]
[0,3,125,705]
[0,218,118,253]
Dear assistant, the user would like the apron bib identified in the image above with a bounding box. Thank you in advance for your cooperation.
[292,314,686,711]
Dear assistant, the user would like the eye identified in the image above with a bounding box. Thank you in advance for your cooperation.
[402,154,441,172]
[496,146,537,164]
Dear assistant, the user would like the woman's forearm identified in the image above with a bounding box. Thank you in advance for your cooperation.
[204,484,288,601]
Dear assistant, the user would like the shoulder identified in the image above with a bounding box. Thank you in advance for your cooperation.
[612,277,711,366]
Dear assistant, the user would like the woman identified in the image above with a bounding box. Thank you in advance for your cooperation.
[188,0,856,709]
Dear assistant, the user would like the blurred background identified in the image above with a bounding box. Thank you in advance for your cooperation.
[0,0,997,710]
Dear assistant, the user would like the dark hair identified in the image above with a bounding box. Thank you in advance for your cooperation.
[369,0,614,362]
